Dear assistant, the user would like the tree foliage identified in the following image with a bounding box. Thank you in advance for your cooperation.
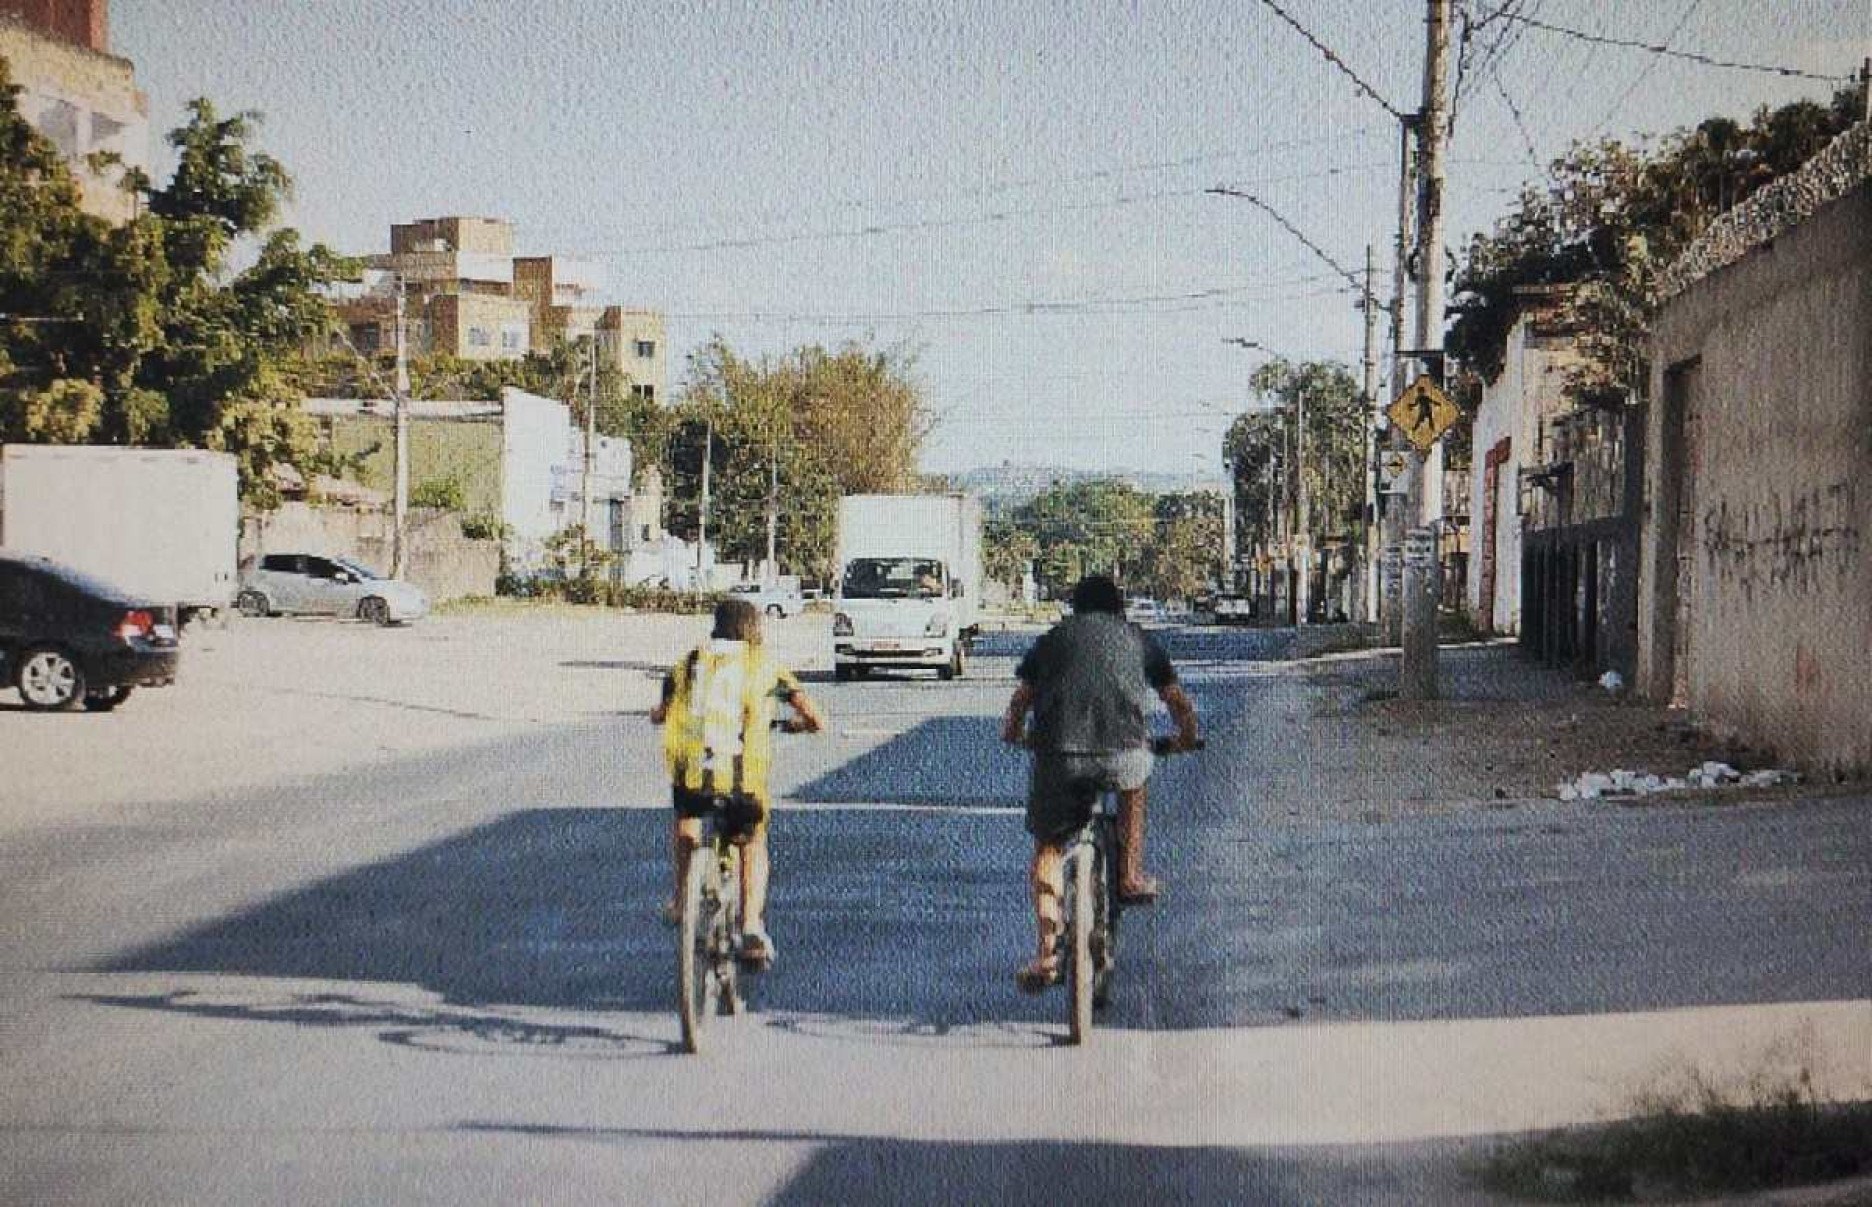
[983,479,1225,602]
[0,63,350,504]
[660,337,931,580]
[1224,359,1368,551]
[1447,91,1862,409]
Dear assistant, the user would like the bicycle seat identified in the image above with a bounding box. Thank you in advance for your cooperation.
[704,792,764,840]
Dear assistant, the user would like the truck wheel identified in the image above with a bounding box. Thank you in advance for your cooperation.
[236,590,270,618]
[766,604,784,618]
[83,686,134,712]
[834,665,853,683]
[17,646,85,711]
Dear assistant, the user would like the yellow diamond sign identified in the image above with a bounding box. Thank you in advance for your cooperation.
[1387,374,1460,452]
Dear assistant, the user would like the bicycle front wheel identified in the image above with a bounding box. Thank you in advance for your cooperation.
[677,849,714,1054]
[1067,846,1095,1045]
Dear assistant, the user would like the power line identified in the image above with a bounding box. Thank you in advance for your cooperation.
[1204,187,1372,304]
[1253,0,1408,120]
[1497,10,1855,81]
[666,279,1353,324]
[1588,0,1707,137]
[1490,67,1546,177]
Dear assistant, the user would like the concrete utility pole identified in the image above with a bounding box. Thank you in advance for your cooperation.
[1380,115,1418,643]
[391,279,410,579]
[695,419,713,584]
[1294,379,1311,625]
[579,339,597,578]
[1361,244,1380,623]
[765,435,778,583]
[1400,0,1451,700]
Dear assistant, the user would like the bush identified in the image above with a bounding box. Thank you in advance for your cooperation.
[460,512,507,541]
[410,475,466,511]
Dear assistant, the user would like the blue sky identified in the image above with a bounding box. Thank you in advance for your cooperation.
[114,1,1867,476]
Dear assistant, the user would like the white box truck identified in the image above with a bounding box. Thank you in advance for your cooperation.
[0,445,241,622]
[832,493,983,681]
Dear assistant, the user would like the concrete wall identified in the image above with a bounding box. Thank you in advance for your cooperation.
[242,504,499,603]
[1639,181,1871,776]
[428,292,531,360]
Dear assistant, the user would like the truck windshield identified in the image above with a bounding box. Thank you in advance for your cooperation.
[842,558,944,599]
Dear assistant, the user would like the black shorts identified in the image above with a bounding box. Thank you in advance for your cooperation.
[1025,748,1153,844]
[671,785,768,839]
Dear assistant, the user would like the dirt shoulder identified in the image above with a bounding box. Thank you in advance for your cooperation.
[1290,642,1829,817]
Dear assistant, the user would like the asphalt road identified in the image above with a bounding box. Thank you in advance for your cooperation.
[1,619,1867,1204]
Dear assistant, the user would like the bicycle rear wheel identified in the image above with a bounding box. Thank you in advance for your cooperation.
[677,849,714,1054]
[1067,845,1095,1044]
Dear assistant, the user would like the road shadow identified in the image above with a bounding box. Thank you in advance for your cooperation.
[795,715,1027,807]
[453,1123,1483,1204]
[75,987,675,1058]
[97,806,1058,1032]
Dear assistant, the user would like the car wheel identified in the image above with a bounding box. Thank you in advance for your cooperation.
[236,590,270,618]
[17,646,85,711]
[766,604,784,618]
[357,597,393,626]
[82,685,134,712]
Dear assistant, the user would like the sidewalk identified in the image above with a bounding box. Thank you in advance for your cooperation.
[1287,639,1805,818]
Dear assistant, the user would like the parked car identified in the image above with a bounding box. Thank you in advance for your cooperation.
[1124,597,1168,625]
[726,580,805,618]
[237,554,429,625]
[0,552,180,711]
[1211,594,1257,625]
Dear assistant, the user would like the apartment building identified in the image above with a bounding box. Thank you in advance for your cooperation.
[1,0,148,224]
[332,218,665,400]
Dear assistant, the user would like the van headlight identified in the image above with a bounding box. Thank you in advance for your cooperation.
[925,615,949,637]
[833,612,854,636]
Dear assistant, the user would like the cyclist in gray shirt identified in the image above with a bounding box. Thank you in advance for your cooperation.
[1001,575,1200,991]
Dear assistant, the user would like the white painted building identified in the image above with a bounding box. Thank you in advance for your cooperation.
[1465,293,1579,635]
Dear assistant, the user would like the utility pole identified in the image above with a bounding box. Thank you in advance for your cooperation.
[765,434,778,583]
[1294,382,1311,625]
[1361,244,1380,623]
[1381,113,1419,643]
[1401,0,1451,700]
[695,419,713,585]
[391,278,410,579]
[1861,56,1870,123]
[579,338,597,579]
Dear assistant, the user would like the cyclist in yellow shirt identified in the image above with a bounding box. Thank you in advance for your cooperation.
[650,598,824,966]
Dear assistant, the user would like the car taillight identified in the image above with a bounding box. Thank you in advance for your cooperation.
[116,610,153,642]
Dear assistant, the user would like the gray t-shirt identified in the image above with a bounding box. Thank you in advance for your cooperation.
[1016,613,1177,754]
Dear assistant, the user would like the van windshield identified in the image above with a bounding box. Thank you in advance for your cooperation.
[842,558,944,600]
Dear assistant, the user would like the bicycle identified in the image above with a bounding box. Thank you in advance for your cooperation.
[675,792,756,1054]
[674,719,809,1055]
[1059,735,1202,1045]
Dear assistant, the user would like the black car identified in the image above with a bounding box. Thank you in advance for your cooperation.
[0,552,180,711]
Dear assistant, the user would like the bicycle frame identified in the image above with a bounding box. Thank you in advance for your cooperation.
[677,812,746,1054]
[1062,793,1123,1045]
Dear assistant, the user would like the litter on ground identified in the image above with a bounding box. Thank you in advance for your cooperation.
[1557,761,1800,801]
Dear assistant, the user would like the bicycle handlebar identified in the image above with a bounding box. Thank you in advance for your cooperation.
[1149,736,1205,756]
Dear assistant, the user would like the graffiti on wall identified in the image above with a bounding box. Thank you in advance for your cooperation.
[1701,480,1861,593]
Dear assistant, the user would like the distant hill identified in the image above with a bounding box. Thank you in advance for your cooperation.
[944,464,1226,513]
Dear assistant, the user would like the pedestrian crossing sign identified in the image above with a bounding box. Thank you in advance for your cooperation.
[1386,374,1460,452]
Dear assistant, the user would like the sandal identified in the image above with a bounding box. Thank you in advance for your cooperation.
[1014,947,1063,994]
[657,900,683,927]
[1117,875,1162,905]
[739,927,778,969]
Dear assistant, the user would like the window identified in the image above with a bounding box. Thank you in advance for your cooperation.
[260,554,300,573]
[500,326,525,350]
[635,339,656,359]
[467,326,491,347]
[631,383,656,402]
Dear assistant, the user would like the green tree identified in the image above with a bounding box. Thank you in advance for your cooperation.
[0,65,350,503]
[1448,91,1861,407]
[1225,359,1366,550]
[662,337,931,579]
